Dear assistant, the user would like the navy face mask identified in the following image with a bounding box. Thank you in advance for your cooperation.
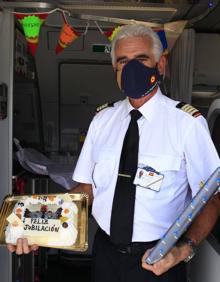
[117,59,160,99]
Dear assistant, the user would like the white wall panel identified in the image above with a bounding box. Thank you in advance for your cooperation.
[0,10,14,282]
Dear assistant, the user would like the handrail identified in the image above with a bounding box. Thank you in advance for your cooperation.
[0,1,55,9]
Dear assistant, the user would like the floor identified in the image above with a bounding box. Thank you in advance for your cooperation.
[41,254,92,282]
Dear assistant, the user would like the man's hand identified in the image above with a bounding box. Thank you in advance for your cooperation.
[141,244,190,276]
[7,238,39,255]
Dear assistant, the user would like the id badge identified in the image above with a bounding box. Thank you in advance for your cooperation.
[133,165,164,192]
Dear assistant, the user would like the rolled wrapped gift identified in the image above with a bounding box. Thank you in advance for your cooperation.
[146,167,220,264]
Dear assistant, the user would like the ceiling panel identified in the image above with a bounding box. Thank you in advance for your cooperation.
[1,0,220,31]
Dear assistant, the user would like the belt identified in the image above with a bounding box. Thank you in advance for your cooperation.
[116,242,157,255]
[98,228,158,255]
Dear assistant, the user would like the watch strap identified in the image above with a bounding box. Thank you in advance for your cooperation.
[177,237,197,262]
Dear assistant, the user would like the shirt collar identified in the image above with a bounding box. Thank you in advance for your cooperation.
[120,87,163,122]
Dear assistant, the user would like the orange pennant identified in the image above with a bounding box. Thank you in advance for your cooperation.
[56,23,80,54]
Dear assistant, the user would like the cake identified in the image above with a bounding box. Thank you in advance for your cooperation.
[5,194,78,247]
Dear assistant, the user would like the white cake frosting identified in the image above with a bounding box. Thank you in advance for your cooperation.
[5,194,78,247]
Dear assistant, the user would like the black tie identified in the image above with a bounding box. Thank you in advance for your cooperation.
[110,109,142,245]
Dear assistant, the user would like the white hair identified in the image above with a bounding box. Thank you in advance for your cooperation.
[110,24,163,66]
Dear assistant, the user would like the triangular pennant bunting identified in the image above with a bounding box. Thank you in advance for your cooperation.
[14,12,49,56]
[12,8,187,58]
[104,26,121,42]
[95,21,121,42]
[56,22,81,54]
[155,29,168,55]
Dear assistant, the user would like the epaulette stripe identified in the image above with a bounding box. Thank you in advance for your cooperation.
[96,101,115,113]
[191,109,199,115]
[182,104,189,109]
[182,104,191,111]
[189,108,199,115]
[181,104,197,114]
[176,101,201,118]
[96,103,108,112]
[187,107,195,113]
[188,106,196,113]
[182,105,190,112]
[188,107,197,114]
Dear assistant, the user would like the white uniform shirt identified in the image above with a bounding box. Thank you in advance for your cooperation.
[73,88,220,241]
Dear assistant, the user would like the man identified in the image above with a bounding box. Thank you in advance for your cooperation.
[8,24,220,282]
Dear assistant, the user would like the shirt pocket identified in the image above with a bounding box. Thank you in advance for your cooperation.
[137,154,182,199]
[92,148,116,189]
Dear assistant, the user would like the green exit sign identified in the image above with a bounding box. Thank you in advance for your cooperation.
[92,44,111,53]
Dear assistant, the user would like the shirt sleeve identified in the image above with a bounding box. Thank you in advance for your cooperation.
[183,116,220,197]
[72,119,96,184]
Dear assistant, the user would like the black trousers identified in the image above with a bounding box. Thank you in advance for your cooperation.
[91,228,187,282]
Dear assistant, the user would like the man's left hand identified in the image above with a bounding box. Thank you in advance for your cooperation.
[141,244,190,276]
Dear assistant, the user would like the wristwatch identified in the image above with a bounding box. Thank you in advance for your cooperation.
[177,237,197,263]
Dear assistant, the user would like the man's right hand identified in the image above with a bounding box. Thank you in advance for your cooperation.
[7,238,39,255]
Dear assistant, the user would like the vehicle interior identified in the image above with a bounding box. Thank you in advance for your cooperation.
[0,1,220,282]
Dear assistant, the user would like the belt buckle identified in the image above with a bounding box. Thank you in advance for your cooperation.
[117,245,131,254]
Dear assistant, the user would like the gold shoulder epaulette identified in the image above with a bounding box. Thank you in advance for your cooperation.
[96,101,115,113]
[176,102,201,118]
